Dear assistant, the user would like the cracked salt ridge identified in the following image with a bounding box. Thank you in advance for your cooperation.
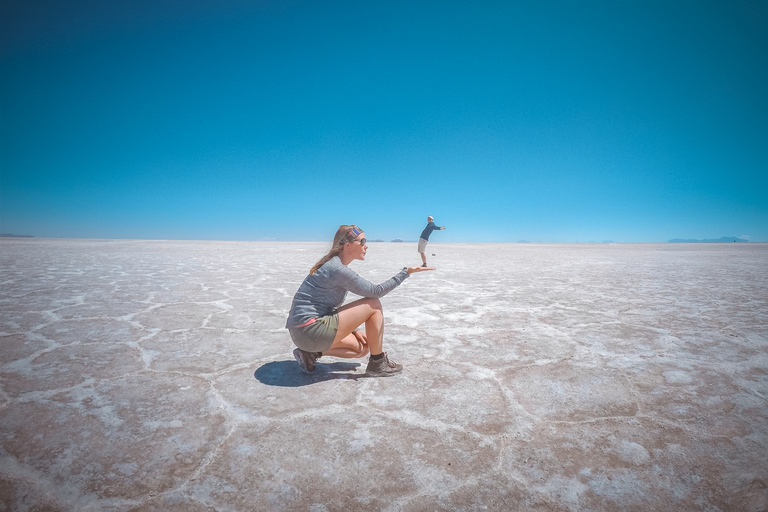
[1,240,768,511]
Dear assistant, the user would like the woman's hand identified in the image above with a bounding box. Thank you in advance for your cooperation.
[407,266,435,274]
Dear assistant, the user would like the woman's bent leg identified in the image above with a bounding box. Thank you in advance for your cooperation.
[322,298,383,358]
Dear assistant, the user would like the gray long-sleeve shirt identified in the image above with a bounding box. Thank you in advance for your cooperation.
[285,256,409,329]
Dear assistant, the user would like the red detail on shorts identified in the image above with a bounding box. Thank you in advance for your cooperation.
[295,318,317,328]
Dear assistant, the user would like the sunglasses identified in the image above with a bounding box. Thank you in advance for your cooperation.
[351,237,366,246]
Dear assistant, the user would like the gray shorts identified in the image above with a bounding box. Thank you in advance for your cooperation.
[289,314,339,352]
[418,238,428,252]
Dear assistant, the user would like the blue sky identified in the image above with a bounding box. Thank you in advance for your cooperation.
[2,0,766,242]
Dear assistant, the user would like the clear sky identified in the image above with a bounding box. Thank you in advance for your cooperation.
[2,0,766,243]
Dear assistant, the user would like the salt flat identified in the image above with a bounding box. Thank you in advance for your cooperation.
[1,239,767,511]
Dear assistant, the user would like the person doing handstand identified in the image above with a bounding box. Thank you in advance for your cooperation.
[286,225,434,376]
[418,215,445,267]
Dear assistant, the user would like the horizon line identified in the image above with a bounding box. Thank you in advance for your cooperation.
[1,236,763,244]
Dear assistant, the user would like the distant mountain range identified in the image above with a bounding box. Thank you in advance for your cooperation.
[668,236,748,243]
[0,233,34,238]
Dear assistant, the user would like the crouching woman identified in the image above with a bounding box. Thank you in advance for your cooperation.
[286,225,433,376]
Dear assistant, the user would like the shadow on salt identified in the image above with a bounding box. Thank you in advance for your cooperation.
[254,360,375,387]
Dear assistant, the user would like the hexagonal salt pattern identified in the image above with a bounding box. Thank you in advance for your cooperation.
[1,239,767,511]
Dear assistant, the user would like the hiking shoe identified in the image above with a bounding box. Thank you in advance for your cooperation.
[293,348,317,374]
[365,352,403,376]
[422,263,428,267]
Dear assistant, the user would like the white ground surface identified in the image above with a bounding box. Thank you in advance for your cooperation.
[1,239,767,511]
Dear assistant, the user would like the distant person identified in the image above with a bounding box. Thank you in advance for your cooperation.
[418,216,446,267]
[286,225,434,376]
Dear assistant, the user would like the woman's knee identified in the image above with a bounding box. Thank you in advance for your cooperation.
[366,297,383,312]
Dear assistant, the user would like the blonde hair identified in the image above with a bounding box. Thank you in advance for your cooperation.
[310,224,362,275]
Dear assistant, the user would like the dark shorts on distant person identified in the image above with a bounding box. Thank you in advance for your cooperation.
[288,314,339,353]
